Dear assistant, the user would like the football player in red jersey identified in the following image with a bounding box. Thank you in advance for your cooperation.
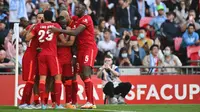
[19,13,44,109]
[57,12,78,109]
[50,2,98,109]
[26,10,65,109]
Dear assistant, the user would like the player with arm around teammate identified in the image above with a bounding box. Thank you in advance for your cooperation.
[50,2,98,109]
[26,10,65,109]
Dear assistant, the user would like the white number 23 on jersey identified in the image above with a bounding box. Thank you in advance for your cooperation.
[38,30,53,43]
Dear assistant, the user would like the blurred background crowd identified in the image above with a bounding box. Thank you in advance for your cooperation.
[0,0,200,74]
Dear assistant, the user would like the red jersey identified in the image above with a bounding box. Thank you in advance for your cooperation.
[76,15,97,51]
[57,16,78,62]
[31,23,61,56]
[25,24,39,54]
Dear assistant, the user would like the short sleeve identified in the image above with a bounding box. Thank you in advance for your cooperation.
[30,24,38,36]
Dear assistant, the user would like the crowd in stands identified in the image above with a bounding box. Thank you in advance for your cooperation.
[0,0,199,74]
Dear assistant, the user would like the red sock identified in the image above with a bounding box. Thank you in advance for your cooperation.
[54,80,62,105]
[44,92,49,104]
[34,94,40,105]
[20,81,34,105]
[84,78,94,104]
[39,80,45,104]
[72,80,78,104]
[64,80,72,103]
[51,92,56,103]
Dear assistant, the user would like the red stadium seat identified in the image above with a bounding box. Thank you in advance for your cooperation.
[139,17,153,27]
[187,46,200,58]
[187,46,200,66]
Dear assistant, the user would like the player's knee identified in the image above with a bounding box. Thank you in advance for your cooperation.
[40,75,47,81]
[81,66,92,80]
[54,74,62,81]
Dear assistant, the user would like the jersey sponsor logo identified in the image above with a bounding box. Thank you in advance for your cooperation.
[82,19,88,24]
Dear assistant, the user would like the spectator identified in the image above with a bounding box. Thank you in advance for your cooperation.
[98,18,106,40]
[150,0,167,17]
[163,0,179,12]
[0,0,9,13]
[0,8,7,21]
[162,46,182,74]
[0,50,14,72]
[143,44,162,74]
[94,26,101,44]
[180,10,200,32]
[4,30,15,59]
[116,47,132,66]
[186,0,200,20]
[160,12,181,48]
[26,0,36,19]
[132,27,140,37]
[174,1,188,25]
[149,5,167,32]
[116,0,141,35]
[146,25,156,40]
[132,0,150,18]
[49,0,58,21]
[137,28,154,54]
[14,43,24,66]
[98,29,116,56]
[118,31,132,51]
[182,24,200,48]
[97,55,132,104]
[128,36,146,66]
[105,15,119,40]
[0,22,8,50]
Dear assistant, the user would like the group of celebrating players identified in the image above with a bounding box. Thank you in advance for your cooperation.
[19,1,97,110]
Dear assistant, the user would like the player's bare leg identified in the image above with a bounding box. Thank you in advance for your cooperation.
[33,75,40,104]
[45,76,56,109]
[71,75,78,107]
[54,74,65,109]
[80,66,96,109]
[39,75,48,109]
[63,76,76,109]
[19,80,34,109]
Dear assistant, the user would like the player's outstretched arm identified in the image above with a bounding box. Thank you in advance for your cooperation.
[50,24,86,36]
[57,35,76,47]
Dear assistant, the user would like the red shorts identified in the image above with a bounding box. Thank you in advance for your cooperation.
[76,48,97,74]
[38,55,60,76]
[59,62,73,77]
[22,51,38,81]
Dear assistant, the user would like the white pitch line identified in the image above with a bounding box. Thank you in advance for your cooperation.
[76,109,136,112]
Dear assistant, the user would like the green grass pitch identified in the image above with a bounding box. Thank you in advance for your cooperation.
[0,104,200,112]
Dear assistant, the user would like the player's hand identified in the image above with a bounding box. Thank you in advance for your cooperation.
[49,27,61,33]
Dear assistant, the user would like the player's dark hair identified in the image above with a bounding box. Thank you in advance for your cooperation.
[44,10,53,21]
